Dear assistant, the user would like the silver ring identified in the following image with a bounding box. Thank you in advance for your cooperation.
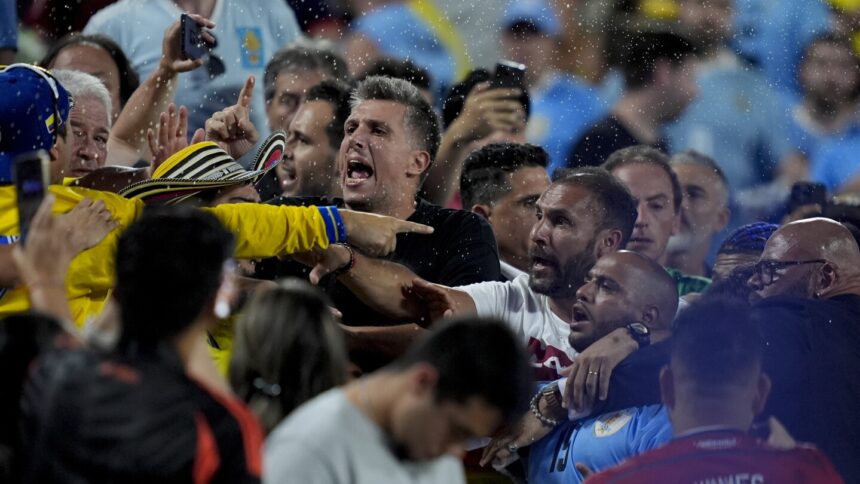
[507,443,519,454]
[588,370,599,375]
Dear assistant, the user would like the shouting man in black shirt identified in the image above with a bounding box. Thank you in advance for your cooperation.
[290,76,500,367]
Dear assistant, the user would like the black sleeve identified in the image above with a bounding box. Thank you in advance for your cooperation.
[589,341,670,416]
[566,127,614,169]
[433,210,501,286]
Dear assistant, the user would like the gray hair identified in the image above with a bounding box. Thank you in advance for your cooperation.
[350,75,440,162]
[264,39,350,101]
[52,69,113,127]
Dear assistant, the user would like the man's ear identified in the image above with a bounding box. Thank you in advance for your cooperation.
[659,365,675,410]
[408,362,439,396]
[814,262,839,298]
[639,305,659,328]
[406,150,432,178]
[471,204,492,220]
[715,207,731,233]
[595,228,623,258]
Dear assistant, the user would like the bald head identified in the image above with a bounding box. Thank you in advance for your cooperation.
[570,250,679,352]
[751,218,860,300]
[612,251,680,328]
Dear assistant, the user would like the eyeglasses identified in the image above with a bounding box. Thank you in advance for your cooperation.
[751,259,827,286]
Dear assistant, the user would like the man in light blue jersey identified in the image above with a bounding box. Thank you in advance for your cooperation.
[483,251,678,483]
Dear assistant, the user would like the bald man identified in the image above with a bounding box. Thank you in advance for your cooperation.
[746,217,860,482]
[486,251,680,484]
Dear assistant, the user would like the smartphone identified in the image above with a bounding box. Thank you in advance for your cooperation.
[181,13,208,60]
[13,151,49,244]
[493,60,527,89]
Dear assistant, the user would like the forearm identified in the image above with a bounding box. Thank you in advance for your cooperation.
[27,283,74,325]
[206,204,331,258]
[422,129,472,207]
[107,64,179,165]
[338,254,426,322]
[342,323,426,360]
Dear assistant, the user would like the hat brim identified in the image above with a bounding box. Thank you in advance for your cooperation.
[119,131,286,205]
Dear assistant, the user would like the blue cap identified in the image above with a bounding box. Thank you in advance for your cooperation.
[718,222,779,255]
[0,64,72,183]
[502,0,561,36]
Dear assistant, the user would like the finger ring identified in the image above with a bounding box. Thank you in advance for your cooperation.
[588,370,599,375]
[507,443,519,454]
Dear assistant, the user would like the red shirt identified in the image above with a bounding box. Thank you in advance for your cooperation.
[586,429,844,484]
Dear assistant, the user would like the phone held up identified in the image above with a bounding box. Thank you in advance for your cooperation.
[180,13,214,60]
[13,150,49,245]
[492,60,527,89]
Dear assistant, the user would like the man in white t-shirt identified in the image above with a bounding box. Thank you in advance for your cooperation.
[264,317,533,484]
[328,167,639,382]
[85,0,302,133]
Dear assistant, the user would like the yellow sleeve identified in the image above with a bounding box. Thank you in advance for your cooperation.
[204,203,331,259]
[0,185,144,327]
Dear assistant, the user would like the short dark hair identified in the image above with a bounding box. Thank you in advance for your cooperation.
[114,207,234,349]
[351,76,441,162]
[460,143,548,208]
[672,296,764,391]
[305,79,353,151]
[442,68,531,129]
[552,167,638,247]
[603,145,683,211]
[618,30,696,90]
[264,42,350,101]
[40,32,140,109]
[390,316,532,427]
[670,150,729,192]
[361,57,432,91]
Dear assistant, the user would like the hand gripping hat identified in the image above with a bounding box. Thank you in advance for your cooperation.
[118,131,286,205]
[0,64,73,183]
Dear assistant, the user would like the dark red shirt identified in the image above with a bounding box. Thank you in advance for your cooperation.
[586,429,843,484]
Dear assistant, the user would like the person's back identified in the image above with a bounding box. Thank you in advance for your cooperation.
[587,429,843,483]
[26,346,261,483]
[753,294,860,482]
[24,207,264,483]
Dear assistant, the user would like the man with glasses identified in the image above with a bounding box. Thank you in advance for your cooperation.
[745,217,860,482]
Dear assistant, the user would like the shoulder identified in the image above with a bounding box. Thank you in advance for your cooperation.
[86,0,152,30]
[414,201,490,231]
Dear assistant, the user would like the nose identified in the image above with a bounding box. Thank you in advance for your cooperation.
[76,137,99,165]
[634,202,649,228]
[576,278,596,303]
[530,217,549,247]
[284,138,295,160]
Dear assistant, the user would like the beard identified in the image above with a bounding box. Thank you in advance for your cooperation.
[528,240,597,299]
[778,270,816,299]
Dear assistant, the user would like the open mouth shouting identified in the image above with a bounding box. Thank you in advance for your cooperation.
[344,157,374,187]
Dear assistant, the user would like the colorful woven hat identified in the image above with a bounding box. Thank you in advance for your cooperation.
[119,131,286,205]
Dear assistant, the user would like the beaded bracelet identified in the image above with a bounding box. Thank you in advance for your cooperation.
[330,243,356,278]
[529,391,561,427]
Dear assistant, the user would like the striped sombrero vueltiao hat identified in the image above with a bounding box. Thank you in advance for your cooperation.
[118,130,286,205]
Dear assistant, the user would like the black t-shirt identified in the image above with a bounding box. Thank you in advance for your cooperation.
[752,294,860,483]
[264,197,501,327]
[566,116,670,168]
[23,346,262,484]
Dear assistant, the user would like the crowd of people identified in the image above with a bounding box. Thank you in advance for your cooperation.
[1,0,859,482]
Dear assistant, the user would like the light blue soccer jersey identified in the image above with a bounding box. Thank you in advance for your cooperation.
[85,0,302,134]
[527,404,672,484]
[526,73,608,174]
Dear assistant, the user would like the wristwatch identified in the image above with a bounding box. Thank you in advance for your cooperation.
[626,322,651,348]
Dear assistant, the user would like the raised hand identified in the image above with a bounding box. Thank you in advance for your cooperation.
[57,197,118,253]
[146,103,206,174]
[160,14,216,75]
[204,75,259,159]
[339,209,433,257]
[449,82,526,142]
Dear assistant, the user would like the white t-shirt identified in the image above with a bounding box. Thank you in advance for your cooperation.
[459,274,576,381]
[85,0,302,134]
[265,389,465,484]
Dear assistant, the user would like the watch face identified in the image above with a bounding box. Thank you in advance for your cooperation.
[629,323,649,334]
